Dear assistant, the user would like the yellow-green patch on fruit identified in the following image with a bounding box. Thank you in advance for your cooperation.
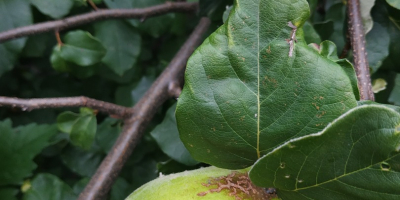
[125,166,279,200]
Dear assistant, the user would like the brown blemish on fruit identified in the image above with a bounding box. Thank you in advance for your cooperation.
[197,171,278,200]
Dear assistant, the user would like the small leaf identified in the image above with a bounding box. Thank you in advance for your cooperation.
[116,76,154,107]
[130,159,158,190]
[302,21,321,44]
[389,74,400,105]
[324,3,346,52]
[110,178,132,200]
[57,109,97,150]
[0,120,57,186]
[360,0,376,34]
[50,46,97,79]
[30,0,74,19]
[387,0,400,10]
[23,173,76,200]
[96,118,122,153]
[313,41,360,100]
[0,0,32,77]
[366,3,391,73]
[22,33,54,58]
[313,21,334,40]
[60,145,102,177]
[249,105,400,199]
[372,78,387,93]
[151,103,199,166]
[70,114,97,150]
[128,135,159,164]
[60,30,106,66]
[222,5,233,23]
[73,177,132,200]
[41,132,70,157]
[72,178,90,196]
[80,107,94,115]
[57,111,80,134]
[94,20,141,76]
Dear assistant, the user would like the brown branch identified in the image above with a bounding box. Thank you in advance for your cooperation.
[0,96,132,119]
[77,17,211,200]
[0,2,198,43]
[348,0,374,100]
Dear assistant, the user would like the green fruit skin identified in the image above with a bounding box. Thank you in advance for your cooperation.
[125,166,252,200]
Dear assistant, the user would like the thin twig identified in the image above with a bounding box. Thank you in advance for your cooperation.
[78,17,211,200]
[0,96,132,119]
[0,2,198,43]
[55,30,63,46]
[87,0,99,11]
[348,0,374,100]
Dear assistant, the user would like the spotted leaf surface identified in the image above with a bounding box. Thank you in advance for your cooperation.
[249,105,400,199]
[176,0,358,169]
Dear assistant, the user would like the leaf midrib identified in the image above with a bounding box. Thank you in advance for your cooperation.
[256,0,261,159]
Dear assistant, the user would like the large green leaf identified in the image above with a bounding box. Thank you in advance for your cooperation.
[0,0,32,77]
[30,0,74,19]
[0,120,57,186]
[23,173,76,200]
[94,20,141,76]
[249,105,400,199]
[176,0,358,169]
[150,103,198,166]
